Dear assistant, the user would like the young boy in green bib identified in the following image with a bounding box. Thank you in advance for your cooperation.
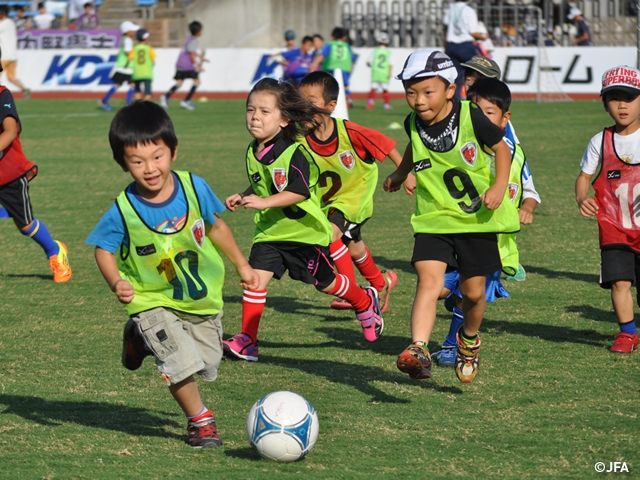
[87,101,259,448]
[130,29,156,100]
[384,49,519,383]
[365,32,393,111]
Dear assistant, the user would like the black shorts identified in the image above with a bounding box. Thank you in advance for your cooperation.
[249,241,335,289]
[412,232,501,277]
[174,70,199,80]
[134,80,152,95]
[111,72,132,85]
[599,247,640,289]
[0,174,33,226]
[328,208,369,244]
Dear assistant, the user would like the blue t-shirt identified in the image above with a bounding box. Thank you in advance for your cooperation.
[87,172,225,254]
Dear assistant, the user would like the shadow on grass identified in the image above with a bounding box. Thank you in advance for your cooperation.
[1,273,52,280]
[565,304,614,323]
[224,446,261,461]
[0,395,183,439]
[257,354,462,401]
[222,295,351,320]
[370,255,414,275]
[522,265,598,284]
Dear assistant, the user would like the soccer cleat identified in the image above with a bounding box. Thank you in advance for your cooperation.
[365,100,374,110]
[355,287,384,342]
[49,241,72,283]
[377,270,398,314]
[223,333,259,361]
[432,346,456,367]
[610,332,639,353]
[159,95,168,109]
[330,297,353,310]
[23,88,31,100]
[383,103,392,110]
[455,329,482,383]
[98,100,112,112]
[347,97,353,109]
[180,100,196,111]
[121,317,152,370]
[187,411,222,448]
[397,342,431,379]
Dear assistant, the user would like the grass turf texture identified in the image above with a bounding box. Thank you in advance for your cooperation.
[0,98,637,478]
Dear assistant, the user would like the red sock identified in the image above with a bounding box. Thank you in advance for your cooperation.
[330,239,357,285]
[241,289,266,343]
[383,91,390,105]
[328,274,370,312]
[354,247,385,291]
[368,89,376,101]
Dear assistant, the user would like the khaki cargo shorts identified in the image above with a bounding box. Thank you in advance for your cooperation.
[132,307,224,385]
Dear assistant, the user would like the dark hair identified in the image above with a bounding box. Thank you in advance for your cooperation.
[312,34,323,41]
[402,75,451,90]
[37,2,44,9]
[189,21,202,36]
[301,35,313,44]
[298,71,339,103]
[248,78,325,142]
[15,6,24,12]
[466,77,512,113]
[83,2,92,8]
[331,27,347,39]
[0,5,7,16]
[463,68,483,82]
[109,101,178,169]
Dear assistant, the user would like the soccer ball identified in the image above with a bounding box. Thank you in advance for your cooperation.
[246,390,319,462]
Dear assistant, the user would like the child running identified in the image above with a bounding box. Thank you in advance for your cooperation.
[223,78,384,362]
[130,29,155,101]
[384,49,519,383]
[365,32,393,111]
[87,101,259,448]
[575,65,640,354]
[433,77,541,367]
[160,21,209,111]
[0,55,71,282]
[100,21,138,111]
[298,71,409,313]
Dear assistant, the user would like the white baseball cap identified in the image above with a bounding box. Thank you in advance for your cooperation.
[601,65,640,96]
[567,7,582,20]
[395,49,458,84]
[120,20,141,34]
[375,32,390,44]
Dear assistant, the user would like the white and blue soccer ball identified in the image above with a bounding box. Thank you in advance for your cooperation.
[246,390,319,462]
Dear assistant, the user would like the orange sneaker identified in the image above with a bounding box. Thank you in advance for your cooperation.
[49,241,72,283]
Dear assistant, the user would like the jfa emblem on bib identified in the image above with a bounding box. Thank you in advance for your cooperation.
[191,218,205,248]
[272,168,287,192]
[508,182,519,202]
[339,150,355,171]
[460,142,477,166]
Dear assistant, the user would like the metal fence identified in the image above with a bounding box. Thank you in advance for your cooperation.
[340,0,637,47]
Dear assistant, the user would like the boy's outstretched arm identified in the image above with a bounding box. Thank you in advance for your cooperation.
[388,147,416,195]
[94,247,134,304]
[207,216,259,290]
[482,139,510,210]
[241,191,305,210]
[575,171,598,217]
[384,143,414,192]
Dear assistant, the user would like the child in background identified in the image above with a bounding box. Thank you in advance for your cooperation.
[130,28,155,101]
[87,101,259,448]
[312,34,324,54]
[222,78,384,362]
[76,2,98,29]
[160,21,209,111]
[384,49,519,383]
[575,65,640,354]
[279,35,315,86]
[433,77,541,367]
[0,58,71,283]
[100,21,138,111]
[309,27,356,108]
[365,32,393,111]
[298,71,408,313]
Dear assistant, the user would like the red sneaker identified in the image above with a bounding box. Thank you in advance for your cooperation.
[330,297,353,310]
[610,332,639,353]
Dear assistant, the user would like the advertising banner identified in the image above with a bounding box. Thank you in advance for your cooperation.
[7,46,635,94]
[17,29,121,50]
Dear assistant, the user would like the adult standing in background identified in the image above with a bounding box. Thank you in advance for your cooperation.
[0,6,29,98]
[68,0,93,27]
[567,8,592,46]
[443,0,488,99]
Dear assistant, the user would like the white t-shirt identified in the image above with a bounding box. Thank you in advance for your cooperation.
[580,128,640,175]
[444,2,479,43]
[0,18,17,60]
[33,13,56,30]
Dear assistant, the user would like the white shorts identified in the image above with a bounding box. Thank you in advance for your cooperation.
[370,81,390,92]
[132,307,224,385]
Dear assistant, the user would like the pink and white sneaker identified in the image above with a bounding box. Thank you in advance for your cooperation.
[223,333,259,361]
[355,287,384,342]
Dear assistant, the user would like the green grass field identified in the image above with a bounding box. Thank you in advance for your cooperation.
[0,97,637,479]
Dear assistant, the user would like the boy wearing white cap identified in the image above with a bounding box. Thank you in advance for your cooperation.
[99,20,139,111]
[567,8,591,46]
[576,65,640,354]
[383,49,519,383]
[365,32,393,111]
